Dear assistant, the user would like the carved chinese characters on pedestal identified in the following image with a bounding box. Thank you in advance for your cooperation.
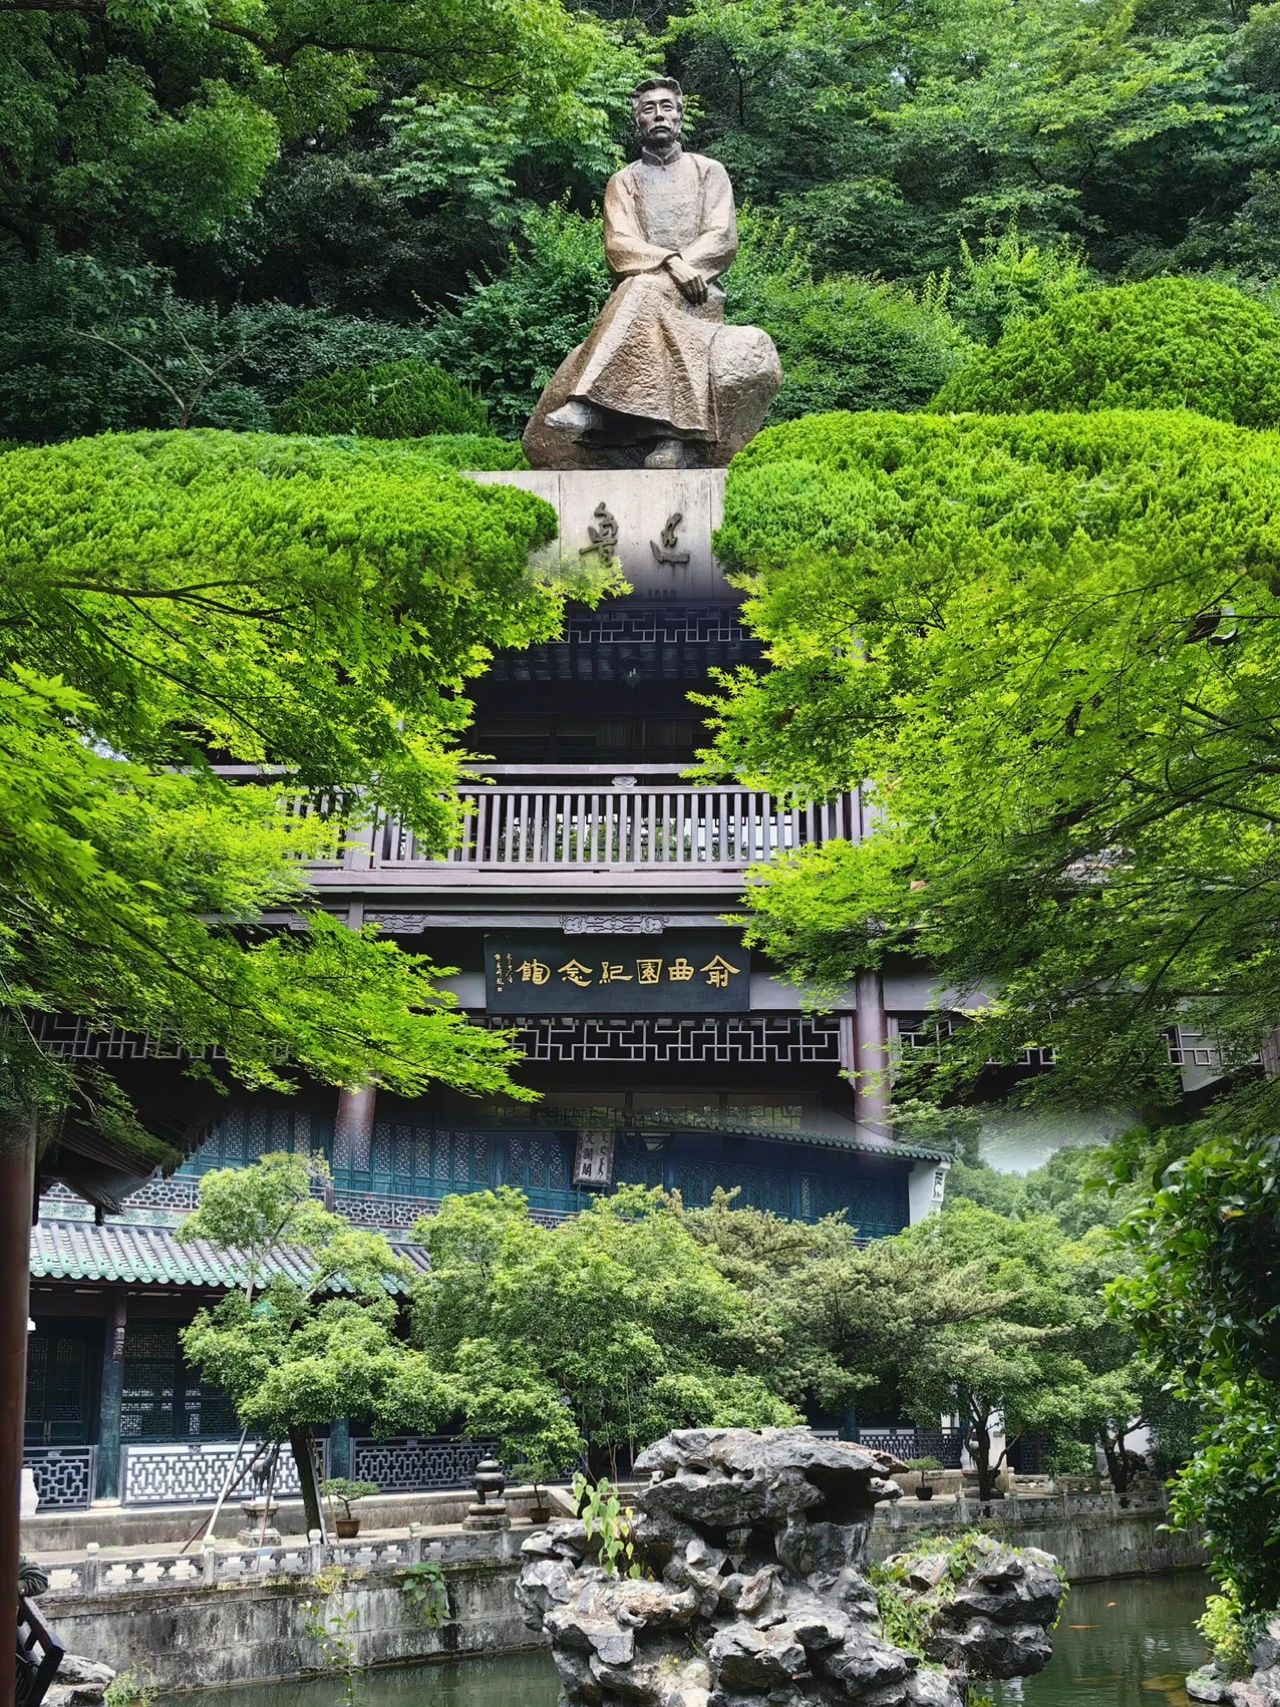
[523,79,782,471]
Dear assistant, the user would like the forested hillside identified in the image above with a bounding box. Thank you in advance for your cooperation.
[4,0,1279,442]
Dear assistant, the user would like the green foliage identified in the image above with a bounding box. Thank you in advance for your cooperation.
[104,1671,158,1707]
[932,227,1093,347]
[321,1478,380,1519]
[904,1457,944,1473]
[180,1155,456,1441]
[891,1205,1099,1498]
[400,1560,450,1628]
[0,254,526,445]
[708,401,1280,1598]
[681,1189,1044,1422]
[933,280,1280,427]
[728,217,973,418]
[945,1148,1139,1241]
[180,1155,457,1530]
[573,1473,647,1579]
[706,407,1280,1128]
[0,0,634,263]
[1117,1132,1280,1612]
[277,357,487,438]
[423,204,613,437]
[302,1578,362,1707]
[0,427,612,1149]
[1198,1586,1256,1678]
[410,1187,797,1474]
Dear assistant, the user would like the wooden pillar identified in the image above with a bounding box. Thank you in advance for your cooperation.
[0,1113,37,1707]
[328,1417,351,1480]
[96,1291,128,1501]
[852,971,891,1135]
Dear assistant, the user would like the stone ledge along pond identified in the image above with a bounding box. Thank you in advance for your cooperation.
[154,1572,1211,1707]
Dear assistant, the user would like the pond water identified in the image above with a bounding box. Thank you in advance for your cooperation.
[157,1572,1211,1707]
[990,1573,1210,1707]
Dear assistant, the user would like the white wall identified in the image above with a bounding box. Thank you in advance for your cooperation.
[907,1158,950,1223]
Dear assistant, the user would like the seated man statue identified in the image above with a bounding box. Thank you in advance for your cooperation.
[523,78,782,470]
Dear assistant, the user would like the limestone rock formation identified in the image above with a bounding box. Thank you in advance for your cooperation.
[515,1427,1067,1707]
[1188,1618,1280,1707]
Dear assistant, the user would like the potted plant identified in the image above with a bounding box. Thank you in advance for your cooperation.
[321,1477,379,1539]
[905,1456,944,1500]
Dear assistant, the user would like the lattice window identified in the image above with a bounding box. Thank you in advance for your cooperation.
[23,1447,97,1509]
[801,1173,907,1237]
[181,1103,323,1177]
[25,1331,94,1445]
[506,1132,580,1210]
[121,1322,236,1441]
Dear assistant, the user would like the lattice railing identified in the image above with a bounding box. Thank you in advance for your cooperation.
[24,1446,97,1510]
[857,1428,964,1468]
[384,772,856,871]
[120,1438,328,1506]
[213,765,860,874]
[350,1436,495,1494]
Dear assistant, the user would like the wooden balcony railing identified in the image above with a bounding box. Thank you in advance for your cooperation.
[215,765,861,875]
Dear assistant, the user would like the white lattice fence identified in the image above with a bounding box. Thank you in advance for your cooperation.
[121,1439,329,1506]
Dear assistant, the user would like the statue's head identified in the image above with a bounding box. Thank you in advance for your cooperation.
[632,78,684,149]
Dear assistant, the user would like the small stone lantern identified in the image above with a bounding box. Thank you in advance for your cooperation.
[463,1456,510,1532]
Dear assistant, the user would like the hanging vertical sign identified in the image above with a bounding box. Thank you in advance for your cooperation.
[572,1131,616,1186]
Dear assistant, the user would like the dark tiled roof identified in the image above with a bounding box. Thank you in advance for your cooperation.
[30,1213,430,1292]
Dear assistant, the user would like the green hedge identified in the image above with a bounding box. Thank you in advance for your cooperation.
[931,278,1280,428]
[277,357,489,438]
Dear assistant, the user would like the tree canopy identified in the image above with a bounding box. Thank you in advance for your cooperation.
[8,0,1280,442]
[1117,1130,1280,1613]
[180,1152,454,1532]
[704,406,1280,1127]
[410,1187,797,1477]
[1,430,611,1171]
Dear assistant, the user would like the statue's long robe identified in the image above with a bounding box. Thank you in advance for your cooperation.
[568,147,738,441]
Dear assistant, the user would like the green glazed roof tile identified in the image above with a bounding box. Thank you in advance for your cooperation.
[30,1216,430,1293]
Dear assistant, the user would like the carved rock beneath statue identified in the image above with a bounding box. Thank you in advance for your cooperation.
[523,324,782,472]
[515,1428,1067,1707]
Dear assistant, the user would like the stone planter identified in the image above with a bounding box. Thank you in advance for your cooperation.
[335,1517,360,1539]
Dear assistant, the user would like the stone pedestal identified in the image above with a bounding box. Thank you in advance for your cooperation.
[237,1500,281,1546]
[463,1499,511,1533]
[468,469,731,602]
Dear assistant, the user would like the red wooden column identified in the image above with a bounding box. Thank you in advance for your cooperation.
[851,970,891,1135]
[0,1115,36,1707]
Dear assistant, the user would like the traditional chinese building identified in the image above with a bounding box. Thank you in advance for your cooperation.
[24,469,969,1512]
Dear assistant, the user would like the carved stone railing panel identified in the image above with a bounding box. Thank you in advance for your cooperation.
[24,1446,97,1510]
[121,1439,328,1506]
[350,1435,494,1494]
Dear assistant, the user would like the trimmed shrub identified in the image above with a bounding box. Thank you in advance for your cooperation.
[931,278,1280,427]
[729,216,973,418]
[363,433,528,471]
[277,356,488,438]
